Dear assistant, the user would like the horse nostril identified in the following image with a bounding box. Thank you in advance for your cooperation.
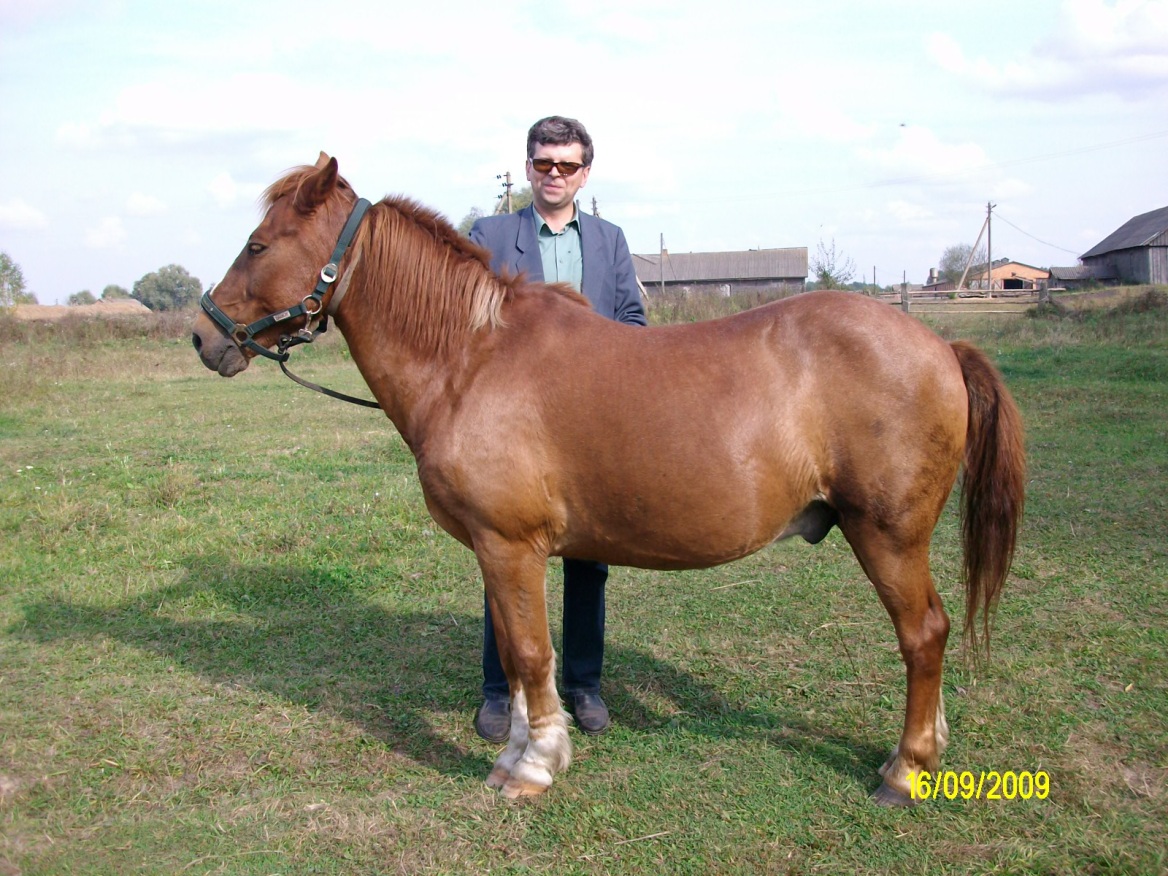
[192,332,202,352]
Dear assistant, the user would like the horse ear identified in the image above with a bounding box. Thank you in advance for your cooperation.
[314,152,331,169]
[295,157,339,214]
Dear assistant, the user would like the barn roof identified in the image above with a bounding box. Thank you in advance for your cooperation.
[1049,265,1093,281]
[632,248,807,283]
[969,257,1048,275]
[1081,205,1168,259]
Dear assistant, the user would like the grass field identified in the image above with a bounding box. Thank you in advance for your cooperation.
[1,292,1165,874]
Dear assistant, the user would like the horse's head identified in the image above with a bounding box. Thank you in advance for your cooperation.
[192,153,358,376]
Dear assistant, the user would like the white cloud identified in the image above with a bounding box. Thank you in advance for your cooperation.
[854,127,1033,227]
[928,0,1168,99]
[126,192,166,216]
[209,172,248,208]
[860,127,991,181]
[989,177,1035,201]
[55,121,97,148]
[887,200,933,223]
[84,216,127,249]
[772,90,877,145]
[0,197,49,230]
[0,0,83,27]
[55,72,311,156]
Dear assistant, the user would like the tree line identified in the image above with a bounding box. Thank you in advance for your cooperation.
[0,251,203,311]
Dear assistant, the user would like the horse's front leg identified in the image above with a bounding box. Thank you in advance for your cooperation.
[475,535,571,798]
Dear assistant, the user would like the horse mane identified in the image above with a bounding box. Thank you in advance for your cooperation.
[354,195,591,357]
[353,197,508,356]
[263,164,590,357]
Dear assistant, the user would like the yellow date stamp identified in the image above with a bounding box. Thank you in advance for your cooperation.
[908,770,1050,801]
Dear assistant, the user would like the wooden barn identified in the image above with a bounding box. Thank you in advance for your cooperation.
[1080,205,1168,285]
[1047,265,1095,290]
[966,258,1050,291]
[632,248,807,296]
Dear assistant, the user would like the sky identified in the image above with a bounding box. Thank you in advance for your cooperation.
[1,0,1166,304]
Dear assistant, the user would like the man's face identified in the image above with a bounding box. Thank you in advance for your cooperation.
[526,141,590,217]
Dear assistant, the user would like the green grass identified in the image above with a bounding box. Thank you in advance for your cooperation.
[1,294,1166,874]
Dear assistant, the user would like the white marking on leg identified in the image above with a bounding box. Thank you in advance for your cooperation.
[879,744,900,778]
[491,688,528,779]
[510,707,571,789]
[935,689,950,755]
[508,672,572,790]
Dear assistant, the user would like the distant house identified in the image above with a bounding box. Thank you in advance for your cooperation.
[1047,265,1096,290]
[920,268,955,293]
[632,248,807,296]
[1079,205,1168,285]
[965,258,1050,291]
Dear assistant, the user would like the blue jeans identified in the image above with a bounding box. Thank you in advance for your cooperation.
[482,559,608,699]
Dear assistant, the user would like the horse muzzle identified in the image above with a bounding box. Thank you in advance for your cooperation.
[192,319,250,377]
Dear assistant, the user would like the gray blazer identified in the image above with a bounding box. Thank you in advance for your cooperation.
[469,205,647,326]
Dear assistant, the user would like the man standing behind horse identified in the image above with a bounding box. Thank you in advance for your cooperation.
[469,115,647,742]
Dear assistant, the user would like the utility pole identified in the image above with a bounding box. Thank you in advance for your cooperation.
[956,202,995,293]
[495,172,513,214]
[659,234,666,297]
[986,201,995,297]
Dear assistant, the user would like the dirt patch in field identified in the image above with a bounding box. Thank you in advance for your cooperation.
[11,299,151,321]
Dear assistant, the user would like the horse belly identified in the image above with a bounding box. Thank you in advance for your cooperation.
[556,451,816,571]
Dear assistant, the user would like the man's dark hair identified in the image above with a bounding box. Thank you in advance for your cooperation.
[527,116,594,166]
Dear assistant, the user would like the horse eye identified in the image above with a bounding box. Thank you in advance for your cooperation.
[247,241,266,256]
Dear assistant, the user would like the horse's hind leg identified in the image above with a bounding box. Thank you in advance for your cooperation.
[841,521,951,806]
[475,535,571,798]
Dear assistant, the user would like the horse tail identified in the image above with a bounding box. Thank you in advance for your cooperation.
[951,341,1026,657]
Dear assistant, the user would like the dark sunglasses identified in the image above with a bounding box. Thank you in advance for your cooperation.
[530,158,585,176]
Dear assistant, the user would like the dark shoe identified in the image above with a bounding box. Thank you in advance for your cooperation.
[474,698,510,743]
[569,693,610,735]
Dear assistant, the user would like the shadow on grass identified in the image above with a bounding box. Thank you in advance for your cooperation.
[601,659,890,789]
[14,554,888,790]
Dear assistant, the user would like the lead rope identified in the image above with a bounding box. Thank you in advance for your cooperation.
[276,352,382,408]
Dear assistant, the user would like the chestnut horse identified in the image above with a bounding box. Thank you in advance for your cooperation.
[192,154,1025,806]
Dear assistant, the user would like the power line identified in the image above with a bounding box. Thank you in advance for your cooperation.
[993,210,1082,257]
[605,128,1168,207]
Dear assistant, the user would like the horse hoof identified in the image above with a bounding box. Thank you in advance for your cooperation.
[501,777,550,799]
[485,766,510,789]
[871,781,918,808]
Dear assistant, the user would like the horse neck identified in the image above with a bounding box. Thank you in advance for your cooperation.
[332,202,504,442]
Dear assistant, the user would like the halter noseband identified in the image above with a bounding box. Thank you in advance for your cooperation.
[199,197,372,364]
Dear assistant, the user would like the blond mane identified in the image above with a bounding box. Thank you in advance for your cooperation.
[353,197,512,356]
[264,165,589,357]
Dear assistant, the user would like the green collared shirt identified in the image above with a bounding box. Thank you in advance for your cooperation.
[534,204,583,292]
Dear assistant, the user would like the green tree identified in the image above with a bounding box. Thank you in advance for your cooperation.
[508,185,533,213]
[132,264,202,311]
[938,243,988,286]
[68,290,97,306]
[1,250,37,307]
[456,186,534,236]
[102,284,131,299]
[810,238,856,290]
[456,207,484,237]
